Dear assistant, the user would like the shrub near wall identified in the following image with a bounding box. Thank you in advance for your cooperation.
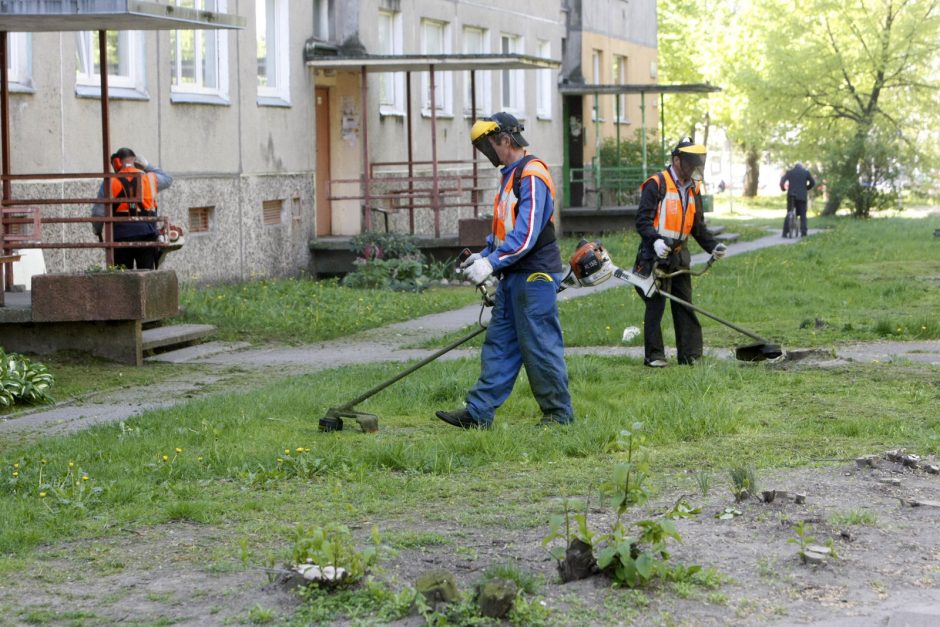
[0,349,55,408]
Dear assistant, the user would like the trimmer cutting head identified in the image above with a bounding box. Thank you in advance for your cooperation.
[318,408,379,433]
[735,342,785,362]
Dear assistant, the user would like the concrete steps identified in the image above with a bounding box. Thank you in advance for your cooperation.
[145,340,249,363]
[142,324,216,354]
[715,232,739,243]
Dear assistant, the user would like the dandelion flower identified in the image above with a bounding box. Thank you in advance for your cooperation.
[197,456,204,462]
[277,458,284,463]
[296,447,304,453]
[304,448,310,453]
[12,471,18,477]
[82,475,89,481]
[175,448,183,454]
[39,492,46,498]
[162,455,169,462]
[284,449,291,455]
[13,463,18,469]
[68,461,74,468]
[41,459,47,465]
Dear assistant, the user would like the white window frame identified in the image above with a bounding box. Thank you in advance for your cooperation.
[613,54,629,124]
[257,0,290,106]
[421,19,453,117]
[536,40,552,120]
[378,10,405,116]
[500,33,524,116]
[75,30,147,99]
[170,0,230,105]
[6,33,32,92]
[462,26,490,117]
[591,49,603,121]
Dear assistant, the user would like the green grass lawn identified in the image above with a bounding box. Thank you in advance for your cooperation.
[177,277,480,344]
[1,354,936,554]
[560,216,940,348]
[440,216,938,350]
[1,214,938,624]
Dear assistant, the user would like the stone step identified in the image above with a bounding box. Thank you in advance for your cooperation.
[707,224,726,235]
[146,340,249,364]
[714,232,739,243]
[142,324,216,353]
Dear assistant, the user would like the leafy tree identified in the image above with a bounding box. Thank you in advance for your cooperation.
[728,0,940,215]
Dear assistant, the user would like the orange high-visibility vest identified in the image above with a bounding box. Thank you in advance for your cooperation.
[491,157,556,247]
[644,169,700,241]
[111,166,158,216]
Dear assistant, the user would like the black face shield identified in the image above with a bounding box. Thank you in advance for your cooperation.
[470,113,528,168]
[471,123,502,167]
[672,139,707,181]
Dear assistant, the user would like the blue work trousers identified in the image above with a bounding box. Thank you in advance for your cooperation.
[466,272,573,425]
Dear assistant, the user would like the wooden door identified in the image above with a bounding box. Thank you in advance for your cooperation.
[315,87,332,236]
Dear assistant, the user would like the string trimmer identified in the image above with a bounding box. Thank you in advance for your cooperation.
[564,240,784,362]
[318,249,494,433]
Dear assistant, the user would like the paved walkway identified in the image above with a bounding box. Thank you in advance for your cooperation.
[3,230,938,439]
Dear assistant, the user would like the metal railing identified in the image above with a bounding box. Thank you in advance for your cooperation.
[328,159,497,237]
[1,171,172,298]
[570,164,647,209]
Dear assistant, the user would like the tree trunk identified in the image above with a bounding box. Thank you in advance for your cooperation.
[822,191,841,215]
[743,147,759,197]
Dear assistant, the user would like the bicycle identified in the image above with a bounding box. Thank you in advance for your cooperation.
[784,197,800,239]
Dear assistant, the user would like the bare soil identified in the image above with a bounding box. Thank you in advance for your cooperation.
[2,457,939,625]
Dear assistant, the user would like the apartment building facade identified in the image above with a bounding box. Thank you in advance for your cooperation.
[2,0,657,283]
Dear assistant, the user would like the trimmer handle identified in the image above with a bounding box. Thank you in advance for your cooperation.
[457,248,472,269]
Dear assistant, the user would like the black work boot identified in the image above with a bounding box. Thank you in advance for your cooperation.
[435,408,484,429]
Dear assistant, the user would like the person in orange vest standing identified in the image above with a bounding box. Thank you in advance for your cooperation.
[92,147,173,270]
[435,112,573,429]
[632,138,727,367]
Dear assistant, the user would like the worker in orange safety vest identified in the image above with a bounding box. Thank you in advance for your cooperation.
[92,147,173,270]
[632,138,727,367]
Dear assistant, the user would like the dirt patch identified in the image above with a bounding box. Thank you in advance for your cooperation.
[0,523,298,625]
[4,459,939,624]
[379,460,940,625]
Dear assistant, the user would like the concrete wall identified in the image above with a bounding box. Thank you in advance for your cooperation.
[3,0,317,284]
[581,0,657,48]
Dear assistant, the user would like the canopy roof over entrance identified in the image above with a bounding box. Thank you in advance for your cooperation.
[0,0,245,32]
[307,53,560,73]
[559,82,721,95]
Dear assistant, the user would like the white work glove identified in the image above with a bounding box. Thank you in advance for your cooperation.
[711,243,727,260]
[653,239,670,259]
[459,252,482,270]
[134,155,150,170]
[464,257,494,285]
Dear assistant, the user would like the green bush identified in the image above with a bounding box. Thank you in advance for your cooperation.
[349,231,421,260]
[342,256,430,291]
[0,349,55,408]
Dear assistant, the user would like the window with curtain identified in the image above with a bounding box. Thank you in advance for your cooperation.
[536,40,553,119]
[378,10,404,115]
[462,26,489,117]
[500,33,523,115]
[76,30,146,96]
[170,0,229,102]
[421,19,452,115]
[613,55,629,123]
[257,0,290,104]
[6,33,32,91]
